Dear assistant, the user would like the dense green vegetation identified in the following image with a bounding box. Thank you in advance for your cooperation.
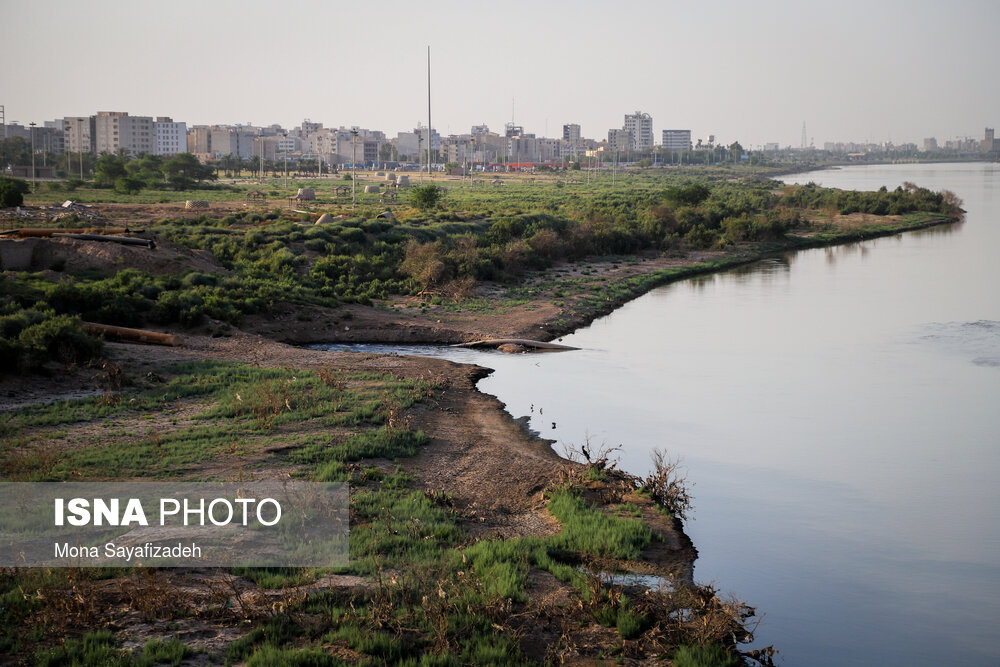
[1,170,962,376]
[0,176,30,207]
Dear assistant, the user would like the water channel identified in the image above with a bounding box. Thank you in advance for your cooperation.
[318,162,1000,665]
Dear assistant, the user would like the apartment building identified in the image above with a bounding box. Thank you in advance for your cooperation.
[624,111,653,151]
[154,117,187,155]
[607,128,631,153]
[62,117,96,154]
[661,129,691,152]
[562,123,581,144]
[94,111,155,156]
[210,125,258,159]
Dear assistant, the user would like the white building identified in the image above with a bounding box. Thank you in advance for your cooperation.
[624,111,653,151]
[154,117,187,155]
[661,129,691,152]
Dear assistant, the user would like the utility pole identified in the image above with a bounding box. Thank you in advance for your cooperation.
[282,132,288,190]
[29,122,37,192]
[351,129,358,209]
[426,46,432,182]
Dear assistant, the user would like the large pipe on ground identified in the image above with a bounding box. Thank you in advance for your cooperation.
[52,233,155,249]
[452,338,579,351]
[82,322,181,347]
[8,228,139,237]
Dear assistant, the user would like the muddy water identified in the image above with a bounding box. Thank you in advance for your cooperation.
[317,162,1000,665]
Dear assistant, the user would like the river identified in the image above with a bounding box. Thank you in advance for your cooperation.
[318,162,1000,665]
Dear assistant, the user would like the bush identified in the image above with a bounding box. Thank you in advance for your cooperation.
[672,643,740,667]
[18,314,102,366]
[0,177,27,207]
[114,176,144,195]
[616,608,649,639]
[410,184,443,211]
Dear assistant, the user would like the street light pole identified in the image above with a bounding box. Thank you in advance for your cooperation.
[351,129,358,209]
[29,122,37,192]
[282,132,288,190]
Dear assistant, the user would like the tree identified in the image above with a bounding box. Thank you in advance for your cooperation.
[94,153,127,187]
[728,141,744,162]
[114,175,144,195]
[0,137,30,166]
[128,153,165,187]
[162,153,215,190]
[409,184,443,211]
[0,177,29,207]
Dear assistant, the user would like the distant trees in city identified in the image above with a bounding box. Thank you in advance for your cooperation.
[92,152,215,192]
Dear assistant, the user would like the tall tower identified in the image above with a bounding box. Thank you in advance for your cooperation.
[801,122,807,150]
[0,105,5,139]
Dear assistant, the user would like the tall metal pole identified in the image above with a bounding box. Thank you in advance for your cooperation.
[351,129,358,209]
[29,122,37,192]
[282,132,288,189]
[426,46,432,181]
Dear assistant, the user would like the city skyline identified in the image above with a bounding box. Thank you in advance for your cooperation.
[3,0,998,147]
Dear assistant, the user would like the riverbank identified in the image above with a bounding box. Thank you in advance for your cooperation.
[241,210,959,346]
[0,178,960,663]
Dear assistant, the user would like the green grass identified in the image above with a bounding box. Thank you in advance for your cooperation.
[672,643,741,667]
[1,360,437,481]
[32,631,193,667]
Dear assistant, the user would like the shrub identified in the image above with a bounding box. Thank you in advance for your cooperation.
[18,314,102,366]
[616,608,649,639]
[672,643,740,667]
[410,184,443,211]
[0,178,26,207]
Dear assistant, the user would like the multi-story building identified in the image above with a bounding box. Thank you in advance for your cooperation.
[187,126,212,154]
[154,117,187,155]
[2,122,31,140]
[661,129,691,152]
[984,128,995,152]
[624,111,653,151]
[63,116,96,154]
[563,123,581,144]
[210,125,258,159]
[35,123,64,154]
[94,112,154,155]
[607,128,631,153]
[507,135,540,163]
[397,126,440,161]
[923,137,938,151]
[94,112,155,156]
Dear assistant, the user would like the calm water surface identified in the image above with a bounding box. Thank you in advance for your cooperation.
[319,162,1000,665]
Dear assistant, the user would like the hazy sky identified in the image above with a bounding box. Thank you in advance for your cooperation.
[3,0,998,147]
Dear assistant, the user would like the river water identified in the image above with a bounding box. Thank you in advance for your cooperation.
[318,162,1000,665]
